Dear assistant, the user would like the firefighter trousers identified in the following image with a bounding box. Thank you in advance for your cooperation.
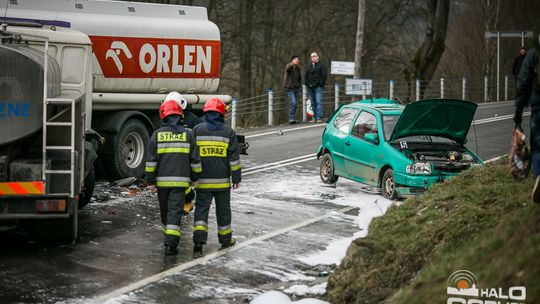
[193,189,232,246]
[157,188,186,248]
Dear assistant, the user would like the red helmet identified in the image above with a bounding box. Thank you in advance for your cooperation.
[203,97,226,116]
[159,100,183,119]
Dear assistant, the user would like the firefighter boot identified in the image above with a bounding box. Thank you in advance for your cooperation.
[165,245,178,256]
[220,238,236,250]
[193,242,204,258]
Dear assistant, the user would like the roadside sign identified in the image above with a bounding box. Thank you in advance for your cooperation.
[331,61,355,75]
[345,78,372,96]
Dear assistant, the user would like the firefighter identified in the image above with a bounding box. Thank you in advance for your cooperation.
[145,100,201,256]
[165,91,202,129]
[163,91,201,215]
[192,97,241,257]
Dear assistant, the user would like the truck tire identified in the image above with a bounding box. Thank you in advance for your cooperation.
[79,166,95,209]
[111,119,149,179]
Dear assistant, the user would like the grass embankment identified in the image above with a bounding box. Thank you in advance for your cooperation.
[326,159,540,303]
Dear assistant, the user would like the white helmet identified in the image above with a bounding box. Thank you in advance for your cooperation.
[165,91,188,110]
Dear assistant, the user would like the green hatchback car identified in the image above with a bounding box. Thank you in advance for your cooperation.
[316,98,483,199]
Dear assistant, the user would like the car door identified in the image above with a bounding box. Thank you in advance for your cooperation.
[326,107,359,176]
[344,110,382,186]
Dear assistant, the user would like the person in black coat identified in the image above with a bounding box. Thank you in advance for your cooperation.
[513,47,527,82]
[514,39,540,202]
[304,52,327,123]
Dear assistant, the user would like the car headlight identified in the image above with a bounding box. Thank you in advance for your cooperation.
[406,162,432,174]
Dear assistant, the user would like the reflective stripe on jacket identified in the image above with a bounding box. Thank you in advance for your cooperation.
[193,122,241,191]
[145,125,201,187]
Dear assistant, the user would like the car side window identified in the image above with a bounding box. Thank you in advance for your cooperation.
[351,111,378,139]
[333,108,358,134]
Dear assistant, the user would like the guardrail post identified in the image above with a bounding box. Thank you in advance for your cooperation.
[268,89,273,126]
[484,75,488,102]
[389,80,394,100]
[462,77,466,100]
[504,75,508,101]
[231,98,237,129]
[302,85,307,122]
[334,82,339,110]
[416,78,420,101]
[440,77,445,98]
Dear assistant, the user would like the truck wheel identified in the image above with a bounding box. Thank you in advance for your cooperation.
[381,169,397,200]
[320,153,339,184]
[112,119,149,179]
[79,166,95,209]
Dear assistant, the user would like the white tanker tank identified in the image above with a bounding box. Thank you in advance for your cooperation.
[1,0,241,181]
[3,0,222,98]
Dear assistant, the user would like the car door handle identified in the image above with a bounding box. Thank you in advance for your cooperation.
[345,141,351,146]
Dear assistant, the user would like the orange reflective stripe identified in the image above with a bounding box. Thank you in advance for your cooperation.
[0,182,44,195]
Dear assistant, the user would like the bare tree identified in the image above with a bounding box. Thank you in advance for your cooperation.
[353,0,366,79]
[405,0,451,99]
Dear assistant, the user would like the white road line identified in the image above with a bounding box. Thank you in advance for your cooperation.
[244,154,316,174]
[245,124,326,139]
[93,205,357,303]
[472,112,530,125]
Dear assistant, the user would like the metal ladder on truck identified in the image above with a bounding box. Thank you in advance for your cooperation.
[41,39,76,197]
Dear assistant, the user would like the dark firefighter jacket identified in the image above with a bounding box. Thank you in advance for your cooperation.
[516,48,540,116]
[145,124,201,188]
[193,112,241,190]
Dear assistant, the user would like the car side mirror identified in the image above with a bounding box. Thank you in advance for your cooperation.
[364,132,378,144]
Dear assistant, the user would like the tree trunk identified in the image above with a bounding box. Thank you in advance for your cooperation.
[408,0,450,99]
[354,0,366,79]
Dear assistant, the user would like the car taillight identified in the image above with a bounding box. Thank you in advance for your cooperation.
[35,199,67,212]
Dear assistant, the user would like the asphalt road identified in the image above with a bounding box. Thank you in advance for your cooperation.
[0,100,524,303]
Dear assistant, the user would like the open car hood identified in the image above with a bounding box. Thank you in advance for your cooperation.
[388,99,478,145]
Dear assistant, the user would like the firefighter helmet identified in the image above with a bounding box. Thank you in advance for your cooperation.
[165,91,188,110]
[159,100,183,119]
[203,97,226,116]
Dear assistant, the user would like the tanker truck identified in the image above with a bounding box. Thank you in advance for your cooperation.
[0,0,244,242]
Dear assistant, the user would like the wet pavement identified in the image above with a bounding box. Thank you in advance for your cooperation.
[0,101,517,303]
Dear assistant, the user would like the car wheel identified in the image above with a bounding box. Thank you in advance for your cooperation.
[382,169,397,200]
[320,153,339,184]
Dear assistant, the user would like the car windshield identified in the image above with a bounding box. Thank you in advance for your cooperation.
[382,115,399,141]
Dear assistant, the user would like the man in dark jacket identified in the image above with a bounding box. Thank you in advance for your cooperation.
[192,98,241,257]
[283,54,302,123]
[514,39,540,203]
[145,100,201,255]
[304,52,327,123]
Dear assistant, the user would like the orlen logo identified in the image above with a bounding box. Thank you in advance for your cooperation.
[90,36,220,79]
[447,270,527,304]
[105,41,133,74]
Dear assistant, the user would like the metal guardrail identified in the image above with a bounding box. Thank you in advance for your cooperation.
[227,76,517,129]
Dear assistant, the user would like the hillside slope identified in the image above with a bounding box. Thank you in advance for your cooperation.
[326,159,540,303]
